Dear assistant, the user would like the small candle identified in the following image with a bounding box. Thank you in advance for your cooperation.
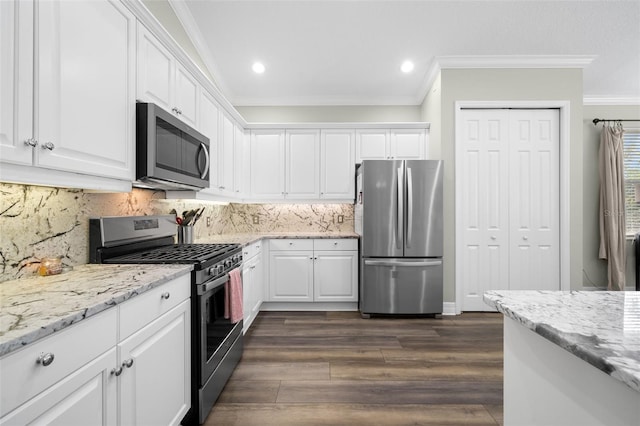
[39,257,62,276]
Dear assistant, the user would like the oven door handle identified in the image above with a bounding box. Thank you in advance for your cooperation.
[198,274,229,295]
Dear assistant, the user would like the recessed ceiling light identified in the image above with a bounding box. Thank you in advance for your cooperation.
[252,62,265,74]
[401,60,414,73]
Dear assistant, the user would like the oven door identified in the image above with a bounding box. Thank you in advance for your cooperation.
[198,274,241,385]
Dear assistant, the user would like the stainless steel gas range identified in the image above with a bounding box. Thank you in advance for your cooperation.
[90,215,243,425]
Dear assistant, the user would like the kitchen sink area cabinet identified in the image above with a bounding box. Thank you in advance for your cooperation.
[265,238,358,307]
[137,23,199,129]
[0,0,135,191]
[242,241,264,333]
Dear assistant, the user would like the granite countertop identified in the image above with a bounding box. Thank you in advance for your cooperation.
[484,290,640,393]
[197,232,360,246]
[0,264,193,357]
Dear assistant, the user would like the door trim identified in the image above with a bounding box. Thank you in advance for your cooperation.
[454,101,571,314]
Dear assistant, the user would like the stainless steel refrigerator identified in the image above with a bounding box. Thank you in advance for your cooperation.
[355,160,443,316]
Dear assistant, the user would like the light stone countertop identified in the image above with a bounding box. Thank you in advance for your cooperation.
[484,290,640,393]
[197,232,360,246]
[0,264,193,357]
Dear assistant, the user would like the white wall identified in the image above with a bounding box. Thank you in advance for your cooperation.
[420,72,442,159]
[582,104,640,290]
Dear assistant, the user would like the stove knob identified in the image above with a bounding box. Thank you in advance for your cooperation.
[224,260,232,268]
[216,265,225,274]
[208,267,215,275]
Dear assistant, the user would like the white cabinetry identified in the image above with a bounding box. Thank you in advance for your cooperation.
[0,273,191,426]
[0,0,135,190]
[198,90,220,193]
[250,130,286,199]
[249,130,320,200]
[137,24,198,128]
[218,111,236,195]
[320,130,355,200]
[242,241,263,333]
[267,239,358,304]
[356,129,426,162]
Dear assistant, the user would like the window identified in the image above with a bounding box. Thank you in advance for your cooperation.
[623,129,640,235]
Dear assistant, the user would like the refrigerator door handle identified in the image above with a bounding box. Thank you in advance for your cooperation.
[406,166,413,248]
[364,259,443,267]
[397,166,403,250]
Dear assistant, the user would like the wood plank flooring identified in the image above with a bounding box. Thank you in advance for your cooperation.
[204,311,504,426]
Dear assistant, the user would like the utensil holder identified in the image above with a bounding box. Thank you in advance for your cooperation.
[177,226,194,244]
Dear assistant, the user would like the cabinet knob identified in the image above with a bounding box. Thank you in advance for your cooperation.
[523,236,529,241]
[490,236,497,240]
[111,367,123,376]
[24,138,38,147]
[172,107,178,114]
[41,142,55,151]
[36,352,55,367]
[161,292,170,300]
[122,358,134,368]
[334,242,338,245]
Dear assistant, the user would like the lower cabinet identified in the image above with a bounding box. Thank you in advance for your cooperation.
[268,239,358,303]
[242,241,263,333]
[0,273,191,426]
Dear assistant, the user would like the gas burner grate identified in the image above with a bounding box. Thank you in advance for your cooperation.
[108,243,240,264]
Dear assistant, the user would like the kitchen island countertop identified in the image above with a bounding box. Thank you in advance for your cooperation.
[0,264,193,357]
[484,290,640,393]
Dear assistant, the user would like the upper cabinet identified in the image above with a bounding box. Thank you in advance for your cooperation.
[0,0,136,190]
[356,128,427,162]
[250,130,286,199]
[137,24,198,128]
[320,130,355,200]
[286,130,320,199]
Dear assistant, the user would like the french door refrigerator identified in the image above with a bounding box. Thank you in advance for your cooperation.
[355,160,443,316]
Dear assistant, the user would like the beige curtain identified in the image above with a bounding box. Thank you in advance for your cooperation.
[599,122,626,291]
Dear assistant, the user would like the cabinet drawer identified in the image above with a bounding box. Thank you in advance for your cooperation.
[314,238,358,251]
[269,239,313,251]
[242,241,262,260]
[0,308,117,417]
[119,273,190,340]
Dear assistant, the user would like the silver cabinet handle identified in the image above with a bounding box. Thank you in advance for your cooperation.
[122,358,134,368]
[523,236,528,241]
[24,138,38,147]
[111,367,123,376]
[161,292,170,300]
[41,142,55,151]
[36,352,55,366]
[491,236,497,240]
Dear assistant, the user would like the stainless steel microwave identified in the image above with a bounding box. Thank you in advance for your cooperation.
[135,102,210,190]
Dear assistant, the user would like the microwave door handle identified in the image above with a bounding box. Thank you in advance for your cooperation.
[198,143,210,179]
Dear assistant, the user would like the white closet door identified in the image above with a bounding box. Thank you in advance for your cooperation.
[459,109,510,311]
[458,109,560,312]
[508,109,560,291]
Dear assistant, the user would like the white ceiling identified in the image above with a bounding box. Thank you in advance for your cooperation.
[173,0,640,106]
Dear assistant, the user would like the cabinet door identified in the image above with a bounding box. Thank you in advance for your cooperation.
[137,24,173,111]
[356,129,389,162]
[252,255,263,315]
[269,251,314,301]
[250,130,285,198]
[174,63,199,128]
[0,349,117,426]
[0,0,33,165]
[314,251,358,301]
[37,0,135,180]
[286,129,319,199]
[391,129,426,159]
[218,112,235,193]
[198,90,219,193]
[233,124,245,195]
[320,130,355,199]
[119,300,191,426]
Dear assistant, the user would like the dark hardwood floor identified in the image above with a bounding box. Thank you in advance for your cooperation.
[205,311,504,425]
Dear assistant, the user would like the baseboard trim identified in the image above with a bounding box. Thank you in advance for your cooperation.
[442,302,457,316]
[260,302,358,311]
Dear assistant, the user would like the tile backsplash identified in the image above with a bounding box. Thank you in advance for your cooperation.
[0,183,353,281]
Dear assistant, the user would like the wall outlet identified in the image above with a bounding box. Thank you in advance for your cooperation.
[252,215,259,224]
[206,216,211,227]
[337,215,344,224]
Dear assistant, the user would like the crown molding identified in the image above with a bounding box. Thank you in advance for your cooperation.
[435,55,597,70]
[583,97,640,106]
